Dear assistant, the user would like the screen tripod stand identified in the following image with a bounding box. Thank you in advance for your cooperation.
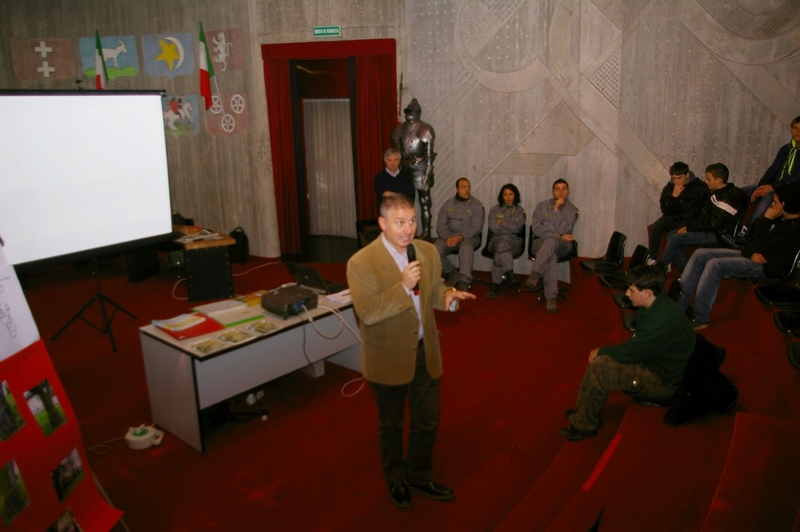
[52,257,136,352]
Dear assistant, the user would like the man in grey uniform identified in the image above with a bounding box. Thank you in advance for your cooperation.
[434,178,485,291]
[524,179,578,313]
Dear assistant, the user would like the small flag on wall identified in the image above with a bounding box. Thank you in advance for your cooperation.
[94,31,108,89]
[141,32,194,79]
[10,37,76,81]
[204,28,244,72]
[198,22,215,111]
[78,35,138,82]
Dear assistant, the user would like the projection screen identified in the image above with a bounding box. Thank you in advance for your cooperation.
[0,91,174,267]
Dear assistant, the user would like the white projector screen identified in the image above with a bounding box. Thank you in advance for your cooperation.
[0,91,174,267]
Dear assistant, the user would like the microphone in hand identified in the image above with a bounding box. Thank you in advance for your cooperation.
[407,244,419,292]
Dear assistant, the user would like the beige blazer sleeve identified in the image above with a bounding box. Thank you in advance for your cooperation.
[347,238,448,385]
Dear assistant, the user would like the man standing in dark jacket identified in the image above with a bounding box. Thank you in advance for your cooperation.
[374,148,416,208]
[657,163,748,272]
[677,182,800,329]
[647,162,709,261]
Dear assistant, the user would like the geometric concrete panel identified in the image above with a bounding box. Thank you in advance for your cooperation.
[492,153,560,176]
[550,100,596,155]
[517,117,575,155]
[590,0,649,29]
[718,2,800,39]
[589,48,621,108]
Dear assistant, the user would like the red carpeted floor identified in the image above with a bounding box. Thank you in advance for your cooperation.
[20,254,800,531]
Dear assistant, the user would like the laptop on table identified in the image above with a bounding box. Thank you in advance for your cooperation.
[286,262,348,295]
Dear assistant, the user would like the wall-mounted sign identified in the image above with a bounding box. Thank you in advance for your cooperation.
[313,26,341,38]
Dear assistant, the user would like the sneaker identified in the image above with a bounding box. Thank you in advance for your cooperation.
[690,317,708,330]
[523,272,541,290]
[655,261,671,274]
[565,408,603,428]
[486,284,501,299]
[558,424,598,441]
[546,298,558,313]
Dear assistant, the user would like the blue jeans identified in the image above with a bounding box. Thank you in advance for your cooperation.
[677,248,764,322]
[659,231,718,272]
[740,184,772,233]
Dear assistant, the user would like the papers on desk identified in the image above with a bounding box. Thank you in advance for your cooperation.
[246,320,278,335]
[192,300,246,314]
[189,319,276,354]
[152,313,224,340]
[233,290,268,306]
[326,289,352,304]
[193,299,265,327]
[175,229,221,243]
[159,295,282,354]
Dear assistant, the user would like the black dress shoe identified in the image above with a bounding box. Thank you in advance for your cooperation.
[389,481,411,509]
[564,408,603,427]
[558,424,598,441]
[486,283,501,299]
[502,270,519,288]
[407,480,455,501]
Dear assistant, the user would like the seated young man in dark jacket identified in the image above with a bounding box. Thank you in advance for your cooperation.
[657,163,748,273]
[678,182,800,329]
[559,265,695,441]
[647,161,709,262]
[738,115,800,236]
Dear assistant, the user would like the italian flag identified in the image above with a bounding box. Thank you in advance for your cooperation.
[198,22,215,110]
[94,31,108,90]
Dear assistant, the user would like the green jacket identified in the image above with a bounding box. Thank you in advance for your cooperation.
[599,294,695,384]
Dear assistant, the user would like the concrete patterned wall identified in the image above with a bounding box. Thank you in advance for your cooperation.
[3,0,799,264]
[0,0,280,258]
[403,0,800,268]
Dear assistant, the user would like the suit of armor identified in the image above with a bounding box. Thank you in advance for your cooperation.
[391,99,436,239]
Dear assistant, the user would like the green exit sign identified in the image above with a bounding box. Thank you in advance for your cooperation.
[313,25,341,37]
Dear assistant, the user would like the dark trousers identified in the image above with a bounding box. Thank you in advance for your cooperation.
[370,341,440,486]
[648,215,683,257]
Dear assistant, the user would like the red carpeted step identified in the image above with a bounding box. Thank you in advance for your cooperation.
[701,413,800,531]
[495,400,627,531]
[546,403,734,531]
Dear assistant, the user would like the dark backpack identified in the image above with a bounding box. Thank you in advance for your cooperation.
[663,334,739,426]
[229,227,249,264]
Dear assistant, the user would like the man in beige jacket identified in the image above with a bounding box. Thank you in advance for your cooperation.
[347,194,474,509]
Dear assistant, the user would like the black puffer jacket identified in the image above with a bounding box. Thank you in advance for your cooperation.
[659,172,710,222]
[685,183,748,237]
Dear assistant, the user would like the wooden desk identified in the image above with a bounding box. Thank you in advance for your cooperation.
[139,297,360,452]
[175,229,236,302]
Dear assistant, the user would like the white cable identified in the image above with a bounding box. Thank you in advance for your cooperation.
[299,304,344,339]
[317,303,362,343]
[341,376,366,397]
